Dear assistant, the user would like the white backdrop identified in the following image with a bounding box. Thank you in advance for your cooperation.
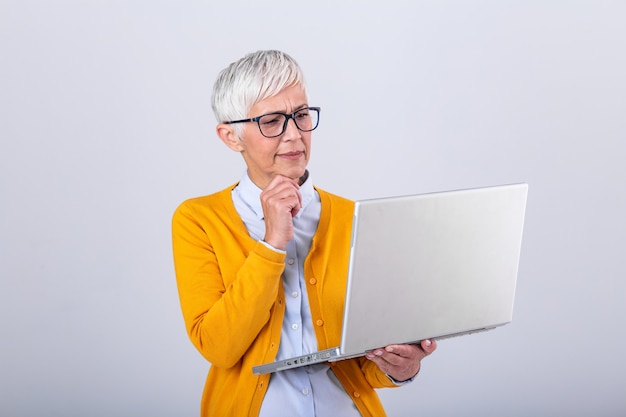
[1,1,625,416]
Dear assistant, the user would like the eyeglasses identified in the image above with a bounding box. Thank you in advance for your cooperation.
[223,106,320,138]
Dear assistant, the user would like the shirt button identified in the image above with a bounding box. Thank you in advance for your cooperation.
[291,291,299,298]
[287,258,295,265]
[302,388,309,395]
[291,323,299,330]
[309,278,317,285]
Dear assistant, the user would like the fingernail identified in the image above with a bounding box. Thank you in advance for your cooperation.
[424,339,432,347]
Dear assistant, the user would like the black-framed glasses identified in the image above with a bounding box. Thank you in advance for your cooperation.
[223,106,320,138]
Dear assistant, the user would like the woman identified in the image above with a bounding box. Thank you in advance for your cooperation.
[172,50,436,417]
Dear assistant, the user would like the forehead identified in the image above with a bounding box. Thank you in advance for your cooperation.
[250,84,308,115]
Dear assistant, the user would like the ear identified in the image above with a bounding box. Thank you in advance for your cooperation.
[216,124,244,152]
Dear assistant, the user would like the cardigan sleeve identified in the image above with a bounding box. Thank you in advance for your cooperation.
[359,357,399,388]
[172,196,285,368]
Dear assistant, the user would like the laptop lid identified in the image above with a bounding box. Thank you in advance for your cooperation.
[339,183,528,356]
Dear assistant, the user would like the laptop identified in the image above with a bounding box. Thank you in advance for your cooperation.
[252,183,528,375]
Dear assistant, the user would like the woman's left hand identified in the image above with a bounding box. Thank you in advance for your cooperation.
[365,339,437,383]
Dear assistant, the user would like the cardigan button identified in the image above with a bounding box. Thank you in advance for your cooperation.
[309,278,317,285]
[316,319,324,326]
[353,391,361,398]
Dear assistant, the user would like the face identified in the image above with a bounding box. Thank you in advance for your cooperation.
[217,84,311,189]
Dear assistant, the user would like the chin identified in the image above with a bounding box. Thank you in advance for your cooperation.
[281,166,307,180]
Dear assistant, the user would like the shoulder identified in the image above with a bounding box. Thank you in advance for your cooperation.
[315,187,354,225]
[172,183,238,222]
[315,187,354,208]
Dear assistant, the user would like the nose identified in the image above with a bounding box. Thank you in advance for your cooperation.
[281,116,302,141]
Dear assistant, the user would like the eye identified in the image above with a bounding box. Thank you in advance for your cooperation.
[260,115,282,126]
[295,109,310,120]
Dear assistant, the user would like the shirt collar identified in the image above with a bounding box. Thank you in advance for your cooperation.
[235,170,315,220]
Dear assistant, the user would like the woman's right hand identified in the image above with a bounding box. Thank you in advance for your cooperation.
[260,175,302,250]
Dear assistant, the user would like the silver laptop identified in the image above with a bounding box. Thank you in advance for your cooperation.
[252,183,528,375]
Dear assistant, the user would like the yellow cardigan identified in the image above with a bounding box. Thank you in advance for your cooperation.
[172,184,396,417]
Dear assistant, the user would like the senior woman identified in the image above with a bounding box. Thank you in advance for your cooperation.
[172,50,437,417]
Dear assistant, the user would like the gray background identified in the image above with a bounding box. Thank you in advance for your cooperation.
[1,1,625,416]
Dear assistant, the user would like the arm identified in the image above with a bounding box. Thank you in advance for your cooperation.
[172,199,285,368]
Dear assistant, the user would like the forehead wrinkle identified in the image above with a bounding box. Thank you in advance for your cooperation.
[250,91,308,117]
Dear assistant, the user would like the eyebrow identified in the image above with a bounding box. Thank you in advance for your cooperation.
[260,104,309,116]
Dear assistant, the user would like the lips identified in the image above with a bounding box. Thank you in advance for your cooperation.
[278,151,304,159]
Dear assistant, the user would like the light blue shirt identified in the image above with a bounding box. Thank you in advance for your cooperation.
[232,171,361,417]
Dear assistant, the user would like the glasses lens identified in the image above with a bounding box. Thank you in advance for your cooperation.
[258,113,287,138]
[294,108,319,132]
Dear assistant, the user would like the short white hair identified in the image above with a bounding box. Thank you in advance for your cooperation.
[211,50,308,132]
